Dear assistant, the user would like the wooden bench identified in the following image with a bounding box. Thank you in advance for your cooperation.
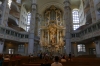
[22,64,41,66]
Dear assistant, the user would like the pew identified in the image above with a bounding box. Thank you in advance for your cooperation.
[2,55,100,66]
[22,63,41,66]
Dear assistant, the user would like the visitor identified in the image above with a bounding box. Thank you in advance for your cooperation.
[61,56,66,62]
[4,55,10,61]
[51,56,63,66]
[68,52,71,61]
[40,53,43,59]
[72,53,75,57]
[29,53,34,62]
[0,54,3,66]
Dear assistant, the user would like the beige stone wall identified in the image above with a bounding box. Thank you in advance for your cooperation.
[19,4,27,31]
[72,42,96,56]
[4,42,18,54]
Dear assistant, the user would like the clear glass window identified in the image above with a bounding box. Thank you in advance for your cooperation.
[77,44,86,52]
[72,9,80,30]
[18,44,25,53]
[26,13,31,31]
[9,49,14,54]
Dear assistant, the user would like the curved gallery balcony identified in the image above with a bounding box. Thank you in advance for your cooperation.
[8,15,18,25]
[11,1,20,12]
[71,20,100,42]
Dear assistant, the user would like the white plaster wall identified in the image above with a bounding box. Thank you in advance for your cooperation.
[79,0,86,26]
[19,4,28,31]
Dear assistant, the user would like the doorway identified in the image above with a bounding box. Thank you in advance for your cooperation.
[8,49,14,54]
[89,48,96,55]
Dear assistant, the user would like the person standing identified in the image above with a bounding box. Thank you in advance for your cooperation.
[51,56,63,66]
[0,54,3,66]
[69,52,71,60]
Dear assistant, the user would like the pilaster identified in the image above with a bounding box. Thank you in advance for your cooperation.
[28,0,37,54]
[64,0,72,54]
[95,40,100,57]
[1,0,11,26]
[0,41,4,54]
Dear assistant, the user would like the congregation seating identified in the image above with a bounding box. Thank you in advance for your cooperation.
[1,55,100,66]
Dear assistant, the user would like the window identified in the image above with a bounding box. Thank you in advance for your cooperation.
[72,9,80,30]
[9,49,14,54]
[73,25,80,30]
[18,44,25,53]
[26,12,31,32]
[77,44,86,52]
[0,1,2,5]
[8,0,12,9]
[26,26,30,32]
[16,0,21,3]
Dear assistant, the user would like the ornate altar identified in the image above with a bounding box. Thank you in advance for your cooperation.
[40,5,65,54]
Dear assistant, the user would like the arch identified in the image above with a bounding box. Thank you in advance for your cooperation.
[38,2,64,14]
[72,8,80,30]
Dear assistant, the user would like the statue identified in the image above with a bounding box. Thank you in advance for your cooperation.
[49,23,57,44]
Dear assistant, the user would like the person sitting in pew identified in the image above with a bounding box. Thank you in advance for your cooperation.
[4,55,10,61]
[61,56,66,62]
[51,56,63,66]
[0,54,4,66]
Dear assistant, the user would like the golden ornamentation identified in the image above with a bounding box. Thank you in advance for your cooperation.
[40,5,65,54]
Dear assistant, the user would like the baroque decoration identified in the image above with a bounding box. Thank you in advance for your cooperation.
[40,5,65,54]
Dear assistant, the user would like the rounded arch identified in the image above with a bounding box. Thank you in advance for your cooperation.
[38,2,64,15]
[72,8,80,30]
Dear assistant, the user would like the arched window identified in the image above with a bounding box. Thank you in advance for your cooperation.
[0,1,2,5]
[26,12,31,32]
[72,9,80,30]
[18,44,25,53]
[77,44,86,52]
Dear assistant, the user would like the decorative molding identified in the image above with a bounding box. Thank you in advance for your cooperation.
[32,4,37,10]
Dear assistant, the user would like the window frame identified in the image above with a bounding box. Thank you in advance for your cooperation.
[72,9,80,30]
[77,44,86,52]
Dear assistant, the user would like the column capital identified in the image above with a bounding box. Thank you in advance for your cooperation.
[63,0,70,7]
[32,3,37,10]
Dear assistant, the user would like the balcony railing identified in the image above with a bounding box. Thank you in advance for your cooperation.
[0,25,40,42]
[71,20,100,42]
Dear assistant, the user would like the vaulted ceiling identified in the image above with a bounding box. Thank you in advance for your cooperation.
[22,0,80,14]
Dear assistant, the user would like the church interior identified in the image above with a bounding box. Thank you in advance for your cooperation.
[0,0,100,66]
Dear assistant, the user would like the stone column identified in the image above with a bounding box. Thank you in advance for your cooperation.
[1,0,11,26]
[0,41,4,53]
[95,40,100,57]
[28,0,37,54]
[64,0,72,55]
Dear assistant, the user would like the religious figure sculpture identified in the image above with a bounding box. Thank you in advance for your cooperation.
[40,5,65,54]
[49,23,57,44]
